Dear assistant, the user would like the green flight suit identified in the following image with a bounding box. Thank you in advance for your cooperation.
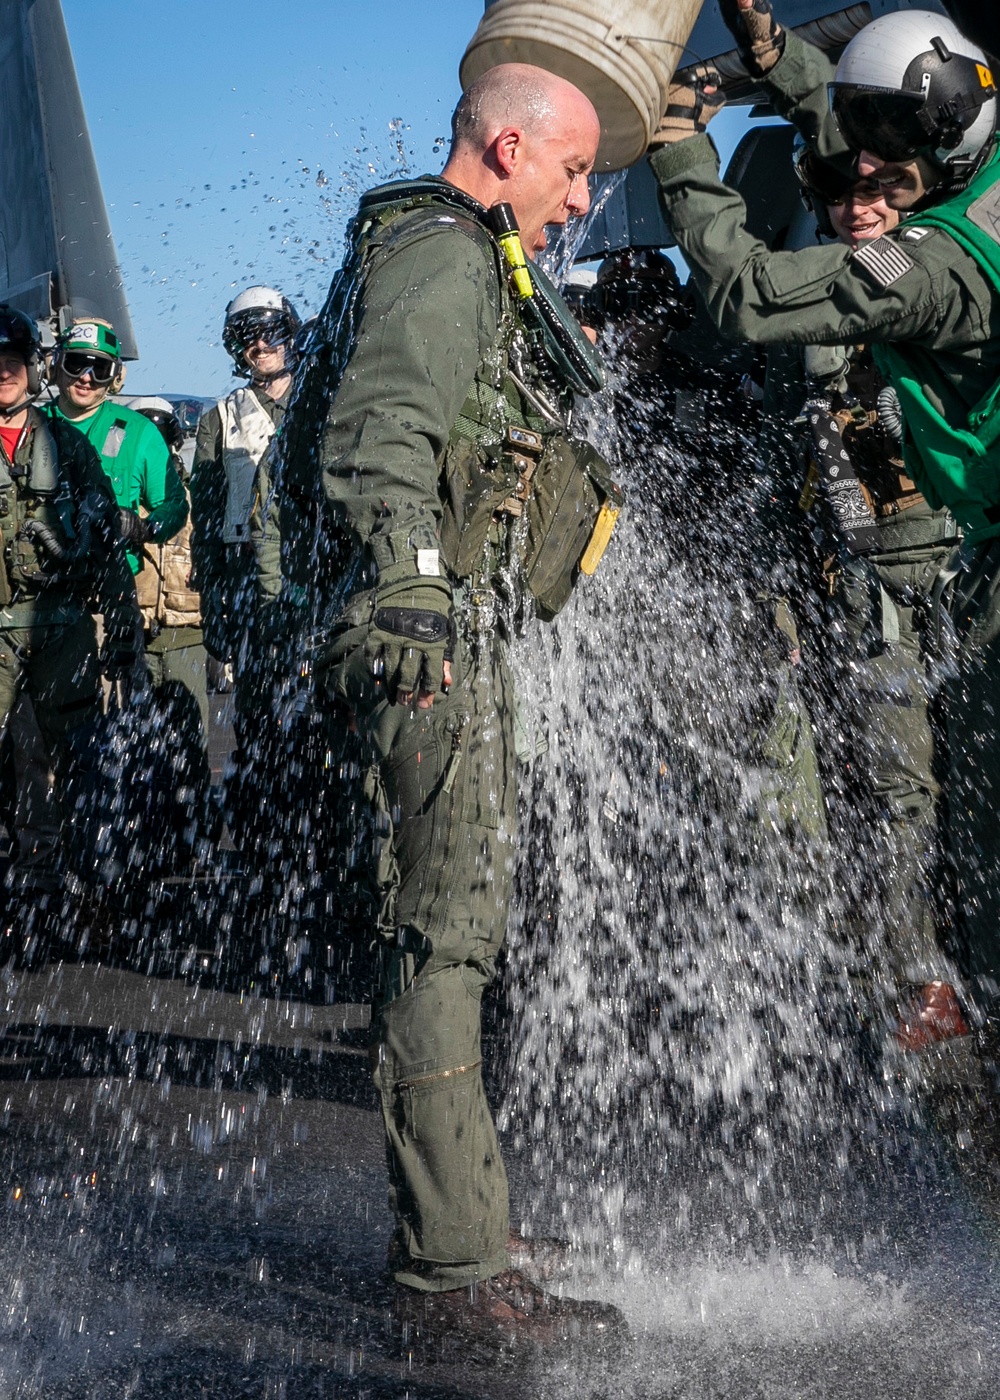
[750,35,962,985]
[305,181,605,1291]
[649,32,1000,1001]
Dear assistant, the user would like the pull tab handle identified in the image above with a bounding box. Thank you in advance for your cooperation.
[489,203,534,301]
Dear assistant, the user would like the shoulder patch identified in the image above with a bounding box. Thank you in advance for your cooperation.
[967,182,1000,246]
[900,226,931,242]
[852,236,915,288]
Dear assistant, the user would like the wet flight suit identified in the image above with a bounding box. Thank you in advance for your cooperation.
[135,450,212,851]
[305,179,614,1291]
[649,28,1000,1003]
[0,409,139,875]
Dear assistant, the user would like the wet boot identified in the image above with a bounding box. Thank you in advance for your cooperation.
[896,981,970,1052]
[392,1268,628,1363]
[507,1228,572,1283]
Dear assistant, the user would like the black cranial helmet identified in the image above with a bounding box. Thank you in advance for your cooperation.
[594,250,691,333]
[792,137,884,238]
[0,304,44,400]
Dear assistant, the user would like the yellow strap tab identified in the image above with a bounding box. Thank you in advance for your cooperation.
[497,232,534,300]
[580,501,619,576]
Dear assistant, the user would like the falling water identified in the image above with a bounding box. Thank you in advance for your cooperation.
[2,135,1000,1400]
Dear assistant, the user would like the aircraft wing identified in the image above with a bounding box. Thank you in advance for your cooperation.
[0,0,137,357]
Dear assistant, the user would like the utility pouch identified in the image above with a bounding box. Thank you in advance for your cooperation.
[522,436,622,621]
[8,498,64,586]
[440,424,525,579]
[26,424,60,496]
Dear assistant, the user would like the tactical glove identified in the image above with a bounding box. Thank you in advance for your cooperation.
[320,567,454,711]
[648,66,725,148]
[721,0,785,76]
[206,656,233,694]
[119,508,154,549]
[100,615,144,683]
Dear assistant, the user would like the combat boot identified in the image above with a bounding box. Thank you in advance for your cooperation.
[896,981,970,1052]
[392,1268,628,1363]
[507,1228,572,1282]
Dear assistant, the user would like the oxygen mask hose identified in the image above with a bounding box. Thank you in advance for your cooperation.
[489,203,534,301]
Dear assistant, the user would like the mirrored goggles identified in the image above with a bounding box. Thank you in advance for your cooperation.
[62,351,117,383]
[230,316,289,350]
[829,85,930,162]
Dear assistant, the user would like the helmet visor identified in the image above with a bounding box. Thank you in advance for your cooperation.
[226,310,291,352]
[829,85,930,161]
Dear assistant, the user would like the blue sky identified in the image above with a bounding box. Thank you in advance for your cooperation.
[63,0,754,397]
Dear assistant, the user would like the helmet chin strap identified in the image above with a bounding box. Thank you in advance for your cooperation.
[912,135,995,210]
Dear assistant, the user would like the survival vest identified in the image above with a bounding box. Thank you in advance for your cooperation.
[217,386,276,544]
[0,411,93,610]
[134,467,201,631]
[873,141,1000,545]
[280,178,620,623]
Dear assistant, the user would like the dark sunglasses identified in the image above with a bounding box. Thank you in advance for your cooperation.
[62,351,117,383]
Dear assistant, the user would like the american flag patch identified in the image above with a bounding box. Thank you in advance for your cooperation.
[852,236,915,287]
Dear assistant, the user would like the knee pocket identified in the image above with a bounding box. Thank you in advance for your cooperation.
[379,964,485,1083]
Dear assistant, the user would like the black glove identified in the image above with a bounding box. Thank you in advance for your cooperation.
[202,624,234,667]
[721,0,785,76]
[100,632,142,682]
[318,568,454,710]
[649,66,725,148]
[119,509,154,550]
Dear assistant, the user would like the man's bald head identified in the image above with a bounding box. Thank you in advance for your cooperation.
[451,63,596,155]
[442,62,600,257]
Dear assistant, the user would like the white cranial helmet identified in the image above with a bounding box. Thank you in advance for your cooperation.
[830,10,997,182]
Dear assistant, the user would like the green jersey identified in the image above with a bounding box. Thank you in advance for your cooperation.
[45,398,188,572]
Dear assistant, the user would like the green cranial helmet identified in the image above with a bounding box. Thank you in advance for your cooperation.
[59,318,121,360]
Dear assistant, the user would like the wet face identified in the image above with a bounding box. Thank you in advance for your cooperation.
[0,353,29,414]
[55,355,115,416]
[502,96,601,257]
[826,180,899,250]
[855,151,940,210]
[243,334,289,383]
